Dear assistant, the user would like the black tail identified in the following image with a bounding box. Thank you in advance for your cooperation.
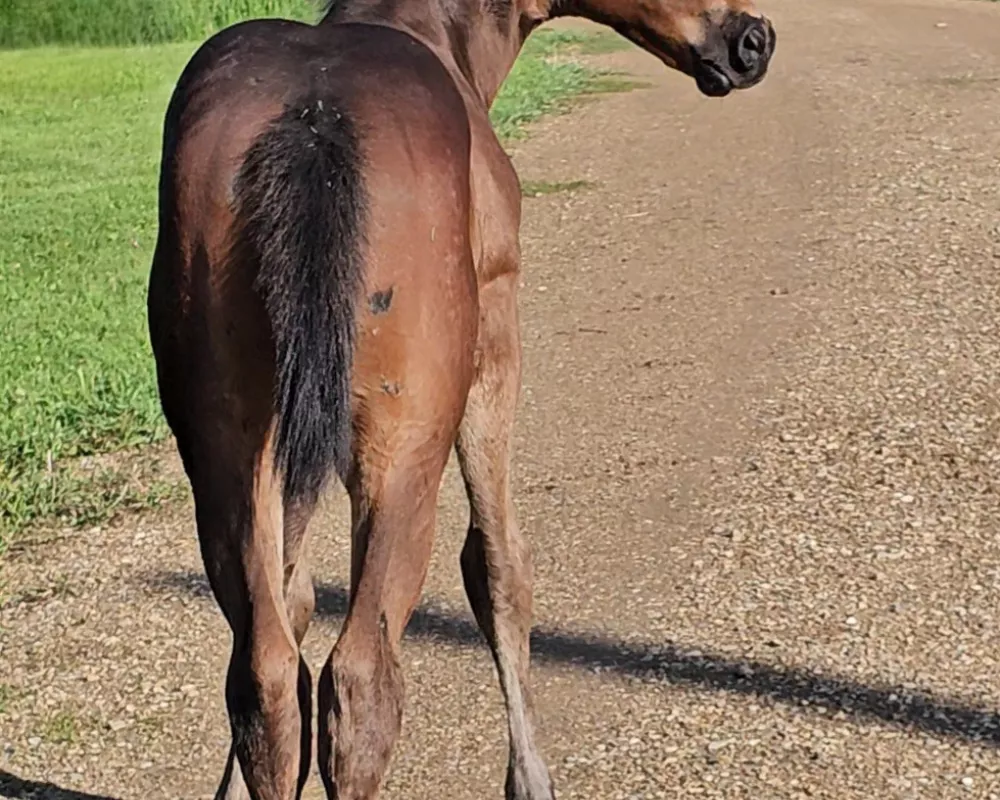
[234,96,366,504]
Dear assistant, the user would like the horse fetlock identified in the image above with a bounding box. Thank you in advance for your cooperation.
[215,747,251,800]
[318,647,404,799]
[228,711,301,800]
[224,644,303,800]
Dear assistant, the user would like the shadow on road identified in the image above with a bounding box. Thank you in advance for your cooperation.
[0,772,119,800]
[153,571,1000,748]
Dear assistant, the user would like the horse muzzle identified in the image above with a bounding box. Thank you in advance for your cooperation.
[692,14,776,98]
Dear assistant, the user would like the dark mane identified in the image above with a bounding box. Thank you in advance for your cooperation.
[321,0,513,29]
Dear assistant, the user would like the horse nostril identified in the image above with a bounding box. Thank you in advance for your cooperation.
[733,22,767,73]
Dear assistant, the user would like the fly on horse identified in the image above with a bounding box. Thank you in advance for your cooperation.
[147,0,775,796]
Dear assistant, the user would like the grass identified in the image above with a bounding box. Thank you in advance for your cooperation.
[0,25,636,553]
[491,29,636,139]
[561,28,634,55]
[0,42,204,545]
[0,0,316,49]
[42,710,79,744]
[521,179,596,197]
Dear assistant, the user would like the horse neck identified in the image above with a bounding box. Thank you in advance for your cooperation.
[322,0,536,108]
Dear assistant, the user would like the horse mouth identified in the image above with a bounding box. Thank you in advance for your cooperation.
[694,61,733,98]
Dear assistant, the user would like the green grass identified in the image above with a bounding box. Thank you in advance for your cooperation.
[0,41,206,544]
[42,710,80,744]
[490,29,635,139]
[0,27,632,552]
[0,0,316,48]
[560,28,634,55]
[521,179,596,197]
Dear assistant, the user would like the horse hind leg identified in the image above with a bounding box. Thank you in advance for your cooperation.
[283,498,320,794]
[216,497,318,800]
[456,275,554,800]
[151,245,308,798]
[316,426,456,799]
[171,404,305,800]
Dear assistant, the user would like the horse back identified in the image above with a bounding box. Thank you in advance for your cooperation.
[158,19,473,239]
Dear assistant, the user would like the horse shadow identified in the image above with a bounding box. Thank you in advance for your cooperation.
[5,573,997,798]
[0,772,118,800]
[158,570,1000,748]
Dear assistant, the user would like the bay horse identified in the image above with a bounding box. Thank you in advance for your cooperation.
[147,0,775,796]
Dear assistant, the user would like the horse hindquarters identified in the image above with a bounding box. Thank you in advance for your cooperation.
[148,92,368,799]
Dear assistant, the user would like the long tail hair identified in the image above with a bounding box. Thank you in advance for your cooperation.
[234,96,367,504]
